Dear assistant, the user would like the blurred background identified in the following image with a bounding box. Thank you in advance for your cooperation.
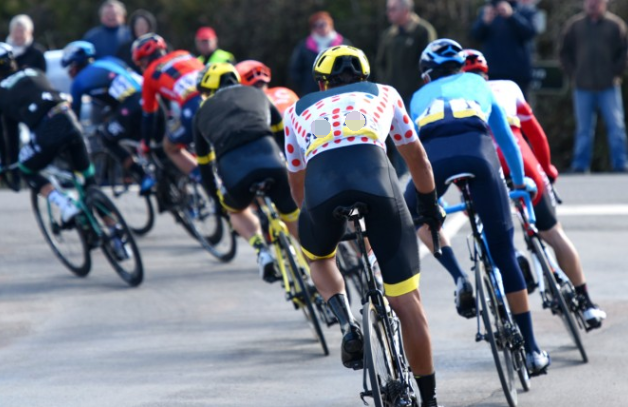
[1,0,627,172]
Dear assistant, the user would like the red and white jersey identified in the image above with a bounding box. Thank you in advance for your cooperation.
[489,79,558,181]
[264,86,299,115]
[283,82,417,172]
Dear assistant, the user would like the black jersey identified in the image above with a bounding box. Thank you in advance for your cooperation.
[0,68,67,129]
[193,85,283,160]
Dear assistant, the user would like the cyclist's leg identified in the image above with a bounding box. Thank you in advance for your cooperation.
[468,156,547,358]
[535,189,606,325]
[19,114,80,220]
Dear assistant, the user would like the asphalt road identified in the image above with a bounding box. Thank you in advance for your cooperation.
[0,174,626,407]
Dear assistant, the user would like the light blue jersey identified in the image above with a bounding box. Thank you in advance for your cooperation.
[409,72,524,185]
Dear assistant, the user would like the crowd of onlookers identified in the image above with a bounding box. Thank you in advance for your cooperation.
[3,0,627,173]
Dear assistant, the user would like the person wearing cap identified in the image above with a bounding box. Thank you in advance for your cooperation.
[288,11,352,96]
[194,27,235,65]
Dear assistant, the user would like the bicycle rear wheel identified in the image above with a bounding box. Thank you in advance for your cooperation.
[31,189,91,276]
[86,187,144,287]
[476,259,518,407]
[363,300,414,407]
[279,232,328,356]
[531,237,587,363]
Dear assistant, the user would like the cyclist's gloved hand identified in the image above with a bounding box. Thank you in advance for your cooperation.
[416,189,446,230]
[139,139,151,156]
[516,176,538,200]
[547,164,558,184]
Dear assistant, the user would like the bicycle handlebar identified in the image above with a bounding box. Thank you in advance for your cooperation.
[508,190,536,224]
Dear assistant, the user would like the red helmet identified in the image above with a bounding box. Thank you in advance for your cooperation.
[460,49,488,74]
[235,60,271,86]
[132,33,167,65]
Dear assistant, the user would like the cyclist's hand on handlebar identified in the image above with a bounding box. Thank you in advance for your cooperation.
[416,189,446,230]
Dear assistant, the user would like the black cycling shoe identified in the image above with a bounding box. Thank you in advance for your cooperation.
[455,277,476,319]
[421,399,442,407]
[341,324,364,370]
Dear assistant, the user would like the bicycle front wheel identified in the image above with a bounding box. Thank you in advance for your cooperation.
[86,187,144,287]
[531,237,587,363]
[31,189,91,276]
[476,259,518,407]
[279,232,328,356]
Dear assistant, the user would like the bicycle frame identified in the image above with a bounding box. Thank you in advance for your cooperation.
[41,165,108,238]
[255,193,309,308]
[336,205,414,404]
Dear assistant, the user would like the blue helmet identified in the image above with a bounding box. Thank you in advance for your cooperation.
[61,41,96,68]
[419,39,465,76]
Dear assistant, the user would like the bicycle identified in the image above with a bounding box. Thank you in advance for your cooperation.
[28,161,144,287]
[149,145,237,262]
[511,192,588,363]
[443,173,531,407]
[334,203,439,407]
[90,139,155,236]
[251,178,331,356]
[92,138,237,262]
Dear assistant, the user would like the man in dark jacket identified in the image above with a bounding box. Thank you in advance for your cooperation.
[559,0,628,173]
[470,0,538,98]
[83,0,131,59]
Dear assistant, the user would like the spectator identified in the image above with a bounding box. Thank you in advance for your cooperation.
[376,0,436,107]
[194,26,235,65]
[116,9,157,73]
[83,0,131,59]
[6,14,46,71]
[559,0,628,173]
[470,0,538,98]
[288,11,351,96]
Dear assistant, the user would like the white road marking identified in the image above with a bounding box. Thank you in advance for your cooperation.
[556,204,628,216]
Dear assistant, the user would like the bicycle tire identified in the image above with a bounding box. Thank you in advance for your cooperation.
[31,189,92,277]
[515,347,531,392]
[531,237,587,363]
[363,300,398,407]
[337,241,366,304]
[476,259,518,407]
[85,187,144,287]
[279,232,328,356]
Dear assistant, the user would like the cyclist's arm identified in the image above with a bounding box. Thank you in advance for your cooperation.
[283,106,306,207]
[488,100,524,186]
[193,114,218,198]
[69,81,84,117]
[390,87,435,194]
[141,77,159,145]
[517,99,558,180]
[269,103,285,152]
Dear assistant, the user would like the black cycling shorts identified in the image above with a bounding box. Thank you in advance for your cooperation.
[299,144,421,297]
[217,137,298,219]
[533,188,557,232]
[99,93,143,142]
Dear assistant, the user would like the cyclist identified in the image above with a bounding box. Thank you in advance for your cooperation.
[235,60,299,115]
[283,45,443,407]
[131,33,204,180]
[460,48,606,329]
[61,40,159,195]
[193,63,298,283]
[0,42,91,223]
[405,38,550,375]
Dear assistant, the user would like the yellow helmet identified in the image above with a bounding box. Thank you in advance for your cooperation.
[196,62,241,94]
[312,45,370,86]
